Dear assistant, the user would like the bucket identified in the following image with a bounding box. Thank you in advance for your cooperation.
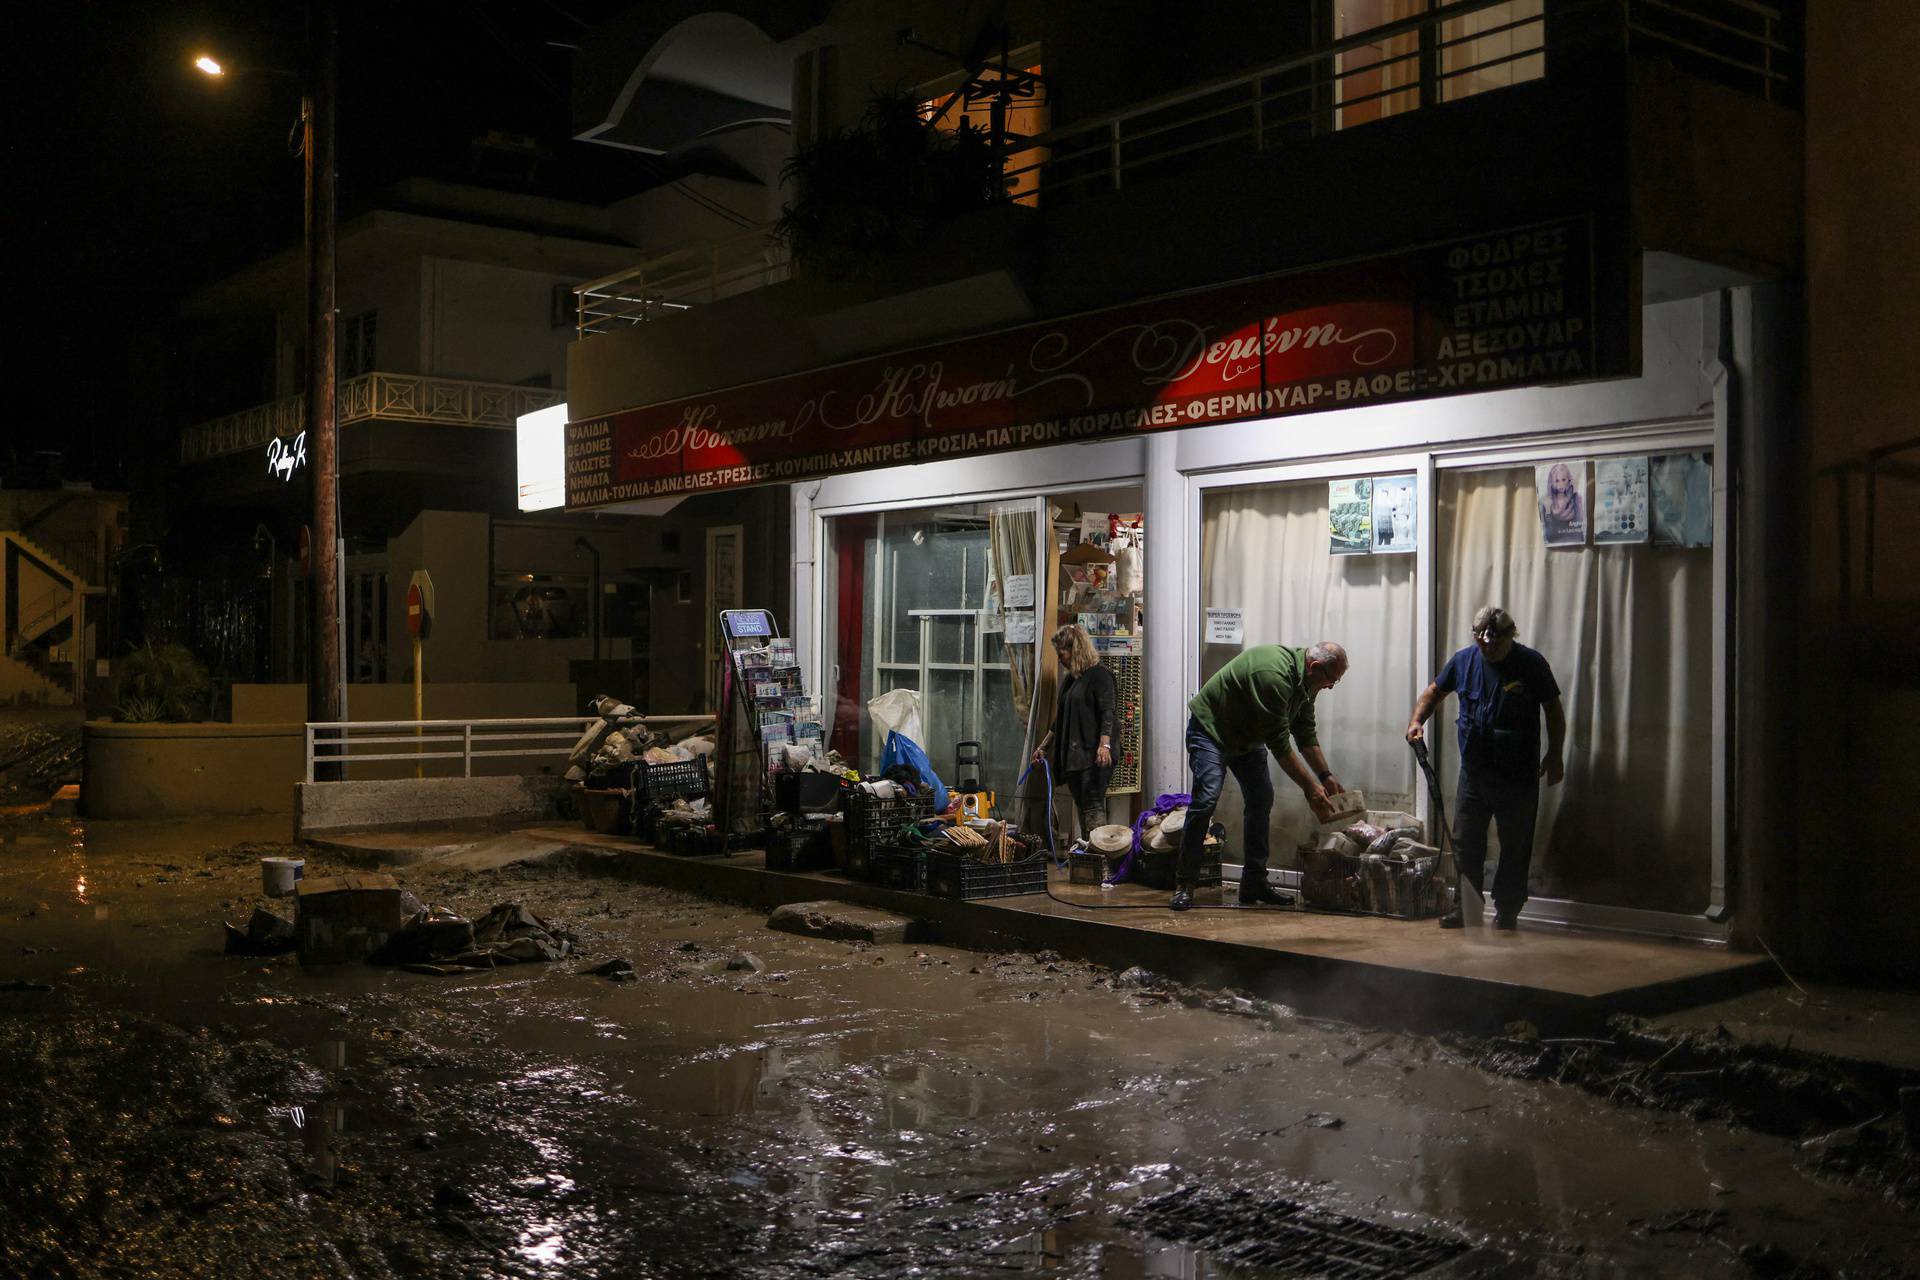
[261,856,305,898]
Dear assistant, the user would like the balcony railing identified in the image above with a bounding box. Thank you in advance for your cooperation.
[180,373,566,464]
[562,0,1794,333]
[574,227,791,336]
[1010,0,1795,204]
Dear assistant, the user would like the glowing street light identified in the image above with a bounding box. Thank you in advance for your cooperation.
[188,9,346,748]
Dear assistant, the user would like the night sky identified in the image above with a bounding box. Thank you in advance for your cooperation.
[5,0,636,489]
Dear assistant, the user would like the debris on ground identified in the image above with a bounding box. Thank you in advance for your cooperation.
[725,951,766,974]
[586,957,634,978]
[0,720,82,804]
[294,874,411,966]
[766,900,919,945]
[372,903,574,973]
[0,979,54,993]
[1452,1014,1920,1201]
[369,909,473,965]
[223,908,296,957]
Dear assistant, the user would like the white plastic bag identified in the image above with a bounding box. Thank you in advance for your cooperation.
[867,688,924,746]
[1366,809,1422,841]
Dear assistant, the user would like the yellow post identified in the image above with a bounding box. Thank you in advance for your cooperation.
[413,635,424,777]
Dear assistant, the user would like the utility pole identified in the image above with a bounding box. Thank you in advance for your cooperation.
[305,0,345,754]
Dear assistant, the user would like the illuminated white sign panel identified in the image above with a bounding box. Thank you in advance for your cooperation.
[516,403,568,511]
[267,431,307,483]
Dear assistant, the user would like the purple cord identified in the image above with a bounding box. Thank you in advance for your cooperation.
[1105,790,1192,885]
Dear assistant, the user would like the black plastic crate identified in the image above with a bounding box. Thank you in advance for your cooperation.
[868,845,928,892]
[844,791,934,878]
[773,771,845,815]
[663,826,756,857]
[1129,847,1222,890]
[766,823,836,873]
[926,852,1049,901]
[1068,851,1112,885]
[637,756,711,805]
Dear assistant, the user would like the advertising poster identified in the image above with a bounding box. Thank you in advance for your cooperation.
[1078,511,1110,550]
[1592,456,1650,544]
[1535,460,1588,546]
[1371,475,1417,554]
[1651,452,1714,548]
[1329,478,1373,555]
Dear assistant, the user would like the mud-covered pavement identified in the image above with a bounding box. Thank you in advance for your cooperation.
[2,812,1917,1278]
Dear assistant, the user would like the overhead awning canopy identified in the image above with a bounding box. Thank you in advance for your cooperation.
[574,5,825,154]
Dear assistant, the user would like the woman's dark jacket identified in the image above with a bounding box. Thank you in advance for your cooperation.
[1048,662,1118,787]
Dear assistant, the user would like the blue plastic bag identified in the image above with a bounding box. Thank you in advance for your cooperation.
[879,730,949,812]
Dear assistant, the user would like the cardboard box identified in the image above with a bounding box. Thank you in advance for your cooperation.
[296,873,410,966]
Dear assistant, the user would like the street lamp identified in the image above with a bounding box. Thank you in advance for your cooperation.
[192,3,345,753]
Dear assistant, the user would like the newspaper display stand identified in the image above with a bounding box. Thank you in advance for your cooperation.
[715,610,824,843]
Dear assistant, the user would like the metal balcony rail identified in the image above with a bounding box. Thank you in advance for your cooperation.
[15,592,72,646]
[1007,0,1793,204]
[303,714,716,782]
[575,227,791,336]
[180,373,567,464]
[1815,436,1920,622]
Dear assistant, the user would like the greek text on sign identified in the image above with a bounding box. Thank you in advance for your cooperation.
[1205,608,1245,645]
[565,218,1609,508]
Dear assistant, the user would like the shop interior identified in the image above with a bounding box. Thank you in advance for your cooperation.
[824,486,1146,843]
[1195,445,1716,918]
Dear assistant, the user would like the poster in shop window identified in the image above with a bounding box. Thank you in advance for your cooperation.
[1329,478,1373,555]
[1651,452,1714,548]
[1535,461,1588,546]
[1371,475,1417,554]
[1592,456,1650,544]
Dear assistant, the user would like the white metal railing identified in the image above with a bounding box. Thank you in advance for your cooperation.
[181,373,567,464]
[302,714,715,782]
[574,226,791,335]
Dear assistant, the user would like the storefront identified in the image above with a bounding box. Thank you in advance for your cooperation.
[786,294,1730,940]
[564,219,1751,940]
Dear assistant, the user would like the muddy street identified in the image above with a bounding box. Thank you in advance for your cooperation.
[0,813,1915,1279]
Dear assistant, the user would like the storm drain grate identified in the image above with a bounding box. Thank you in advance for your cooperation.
[1122,1185,1467,1278]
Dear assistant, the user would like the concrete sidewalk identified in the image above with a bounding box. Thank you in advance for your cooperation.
[484,826,1776,1035]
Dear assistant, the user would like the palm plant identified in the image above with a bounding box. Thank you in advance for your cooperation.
[112,640,212,722]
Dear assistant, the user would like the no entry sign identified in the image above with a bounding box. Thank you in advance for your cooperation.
[406,570,435,640]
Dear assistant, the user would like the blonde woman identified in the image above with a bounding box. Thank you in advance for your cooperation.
[1032,624,1118,838]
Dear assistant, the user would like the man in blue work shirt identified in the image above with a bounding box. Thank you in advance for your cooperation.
[1405,606,1566,931]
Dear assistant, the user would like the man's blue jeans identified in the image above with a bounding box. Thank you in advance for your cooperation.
[1454,766,1540,913]
[1178,715,1273,891]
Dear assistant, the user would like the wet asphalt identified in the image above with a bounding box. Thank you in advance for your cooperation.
[0,813,1915,1278]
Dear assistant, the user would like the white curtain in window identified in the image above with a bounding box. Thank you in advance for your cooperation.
[1199,481,1419,862]
[1436,464,1714,912]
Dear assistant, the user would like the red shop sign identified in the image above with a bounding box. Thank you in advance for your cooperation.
[565,217,1604,508]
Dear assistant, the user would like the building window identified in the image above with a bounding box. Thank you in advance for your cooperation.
[341,310,378,379]
[490,572,589,640]
[1334,1,1543,130]
[919,54,1048,205]
[550,282,576,331]
[1441,0,1545,102]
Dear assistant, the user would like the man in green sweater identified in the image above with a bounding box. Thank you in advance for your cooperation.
[1173,642,1350,911]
